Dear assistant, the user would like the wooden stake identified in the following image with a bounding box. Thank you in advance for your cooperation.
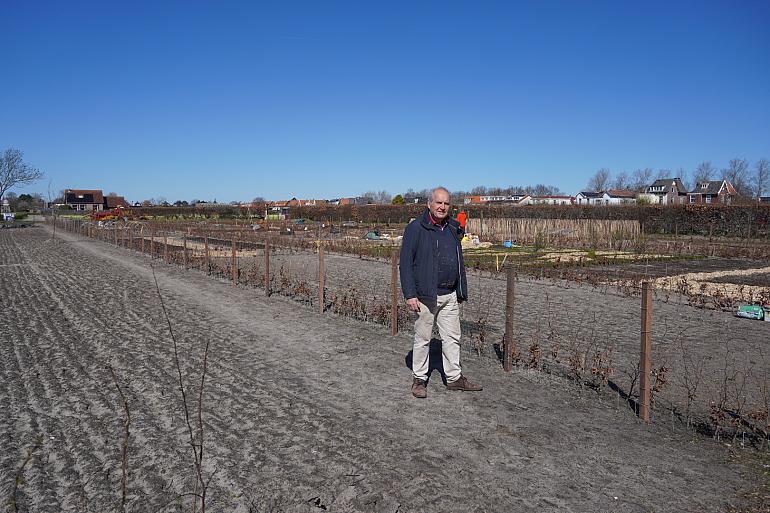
[164,234,169,263]
[391,252,398,335]
[504,266,515,372]
[264,238,270,297]
[319,244,325,313]
[231,236,237,286]
[639,281,653,422]
[204,236,210,274]
[183,235,188,269]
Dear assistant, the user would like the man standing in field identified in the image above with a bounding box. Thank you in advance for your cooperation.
[400,187,483,398]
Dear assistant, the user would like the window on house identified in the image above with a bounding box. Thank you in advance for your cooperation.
[705,196,712,204]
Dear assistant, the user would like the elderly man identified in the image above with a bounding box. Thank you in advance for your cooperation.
[399,187,483,398]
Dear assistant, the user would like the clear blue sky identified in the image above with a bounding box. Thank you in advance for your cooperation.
[2,1,769,203]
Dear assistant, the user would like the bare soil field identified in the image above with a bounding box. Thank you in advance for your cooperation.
[1,227,768,512]
[587,257,770,280]
[710,272,770,287]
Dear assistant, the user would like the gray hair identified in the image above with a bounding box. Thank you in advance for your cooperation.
[429,187,450,202]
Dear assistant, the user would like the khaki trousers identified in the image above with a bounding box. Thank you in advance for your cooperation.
[412,292,462,383]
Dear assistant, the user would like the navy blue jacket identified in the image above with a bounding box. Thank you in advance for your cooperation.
[400,208,468,312]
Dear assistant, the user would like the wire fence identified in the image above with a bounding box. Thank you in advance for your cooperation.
[52,216,770,449]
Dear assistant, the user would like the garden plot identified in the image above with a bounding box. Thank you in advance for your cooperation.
[1,227,768,512]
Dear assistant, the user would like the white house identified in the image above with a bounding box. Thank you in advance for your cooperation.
[575,191,602,205]
[599,190,637,205]
[464,194,531,205]
[530,195,575,206]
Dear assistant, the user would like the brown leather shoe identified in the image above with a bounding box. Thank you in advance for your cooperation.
[411,378,427,399]
[446,375,483,392]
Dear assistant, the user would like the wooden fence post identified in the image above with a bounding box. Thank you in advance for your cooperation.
[183,235,188,269]
[150,227,155,257]
[164,233,169,263]
[264,237,270,297]
[639,281,653,422]
[141,226,145,254]
[319,244,325,313]
[504,266,516,372]
[204,236,210,274]
[391,252,398,336]
[231,237,237,286]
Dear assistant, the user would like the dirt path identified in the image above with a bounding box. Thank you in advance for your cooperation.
[0,227,761,512]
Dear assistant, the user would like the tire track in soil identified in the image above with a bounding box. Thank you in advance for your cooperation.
[10,234,198,510]
[1,234,176,510]
[1,266,80,511]
[1,227,759,512]
[3,235,132,510]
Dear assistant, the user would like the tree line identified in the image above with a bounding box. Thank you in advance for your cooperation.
[361,184,565,205]
[586,158,769,199]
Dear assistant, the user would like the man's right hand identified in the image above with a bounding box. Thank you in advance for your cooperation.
[406,298,421,312]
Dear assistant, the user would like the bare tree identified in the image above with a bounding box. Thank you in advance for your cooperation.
[0,148,44,204]
[631,168,653,192]
[724,158,751,196]
[587,168,611,192]
[692,161,716,185]
[753,158,769,199]
[676,167,690,190]
[375,190,392,204]
[531,183,564,196]
[612,171,630,190]
[655,168,672,180]
[361,190,379,202]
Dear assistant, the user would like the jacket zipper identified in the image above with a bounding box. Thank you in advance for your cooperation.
[456,245,463,298]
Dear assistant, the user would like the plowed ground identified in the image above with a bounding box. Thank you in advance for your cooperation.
[0,227,763,512]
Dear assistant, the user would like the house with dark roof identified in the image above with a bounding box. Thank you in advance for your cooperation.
[65,189,105,211]
[105,195,130,209]
[686,180,738,205]
[65,189,134,211]
[600,190,637,205]
[644,178,688,205]
[403,195,427,204]
[575,191,602,205]
[339,197,374,206]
